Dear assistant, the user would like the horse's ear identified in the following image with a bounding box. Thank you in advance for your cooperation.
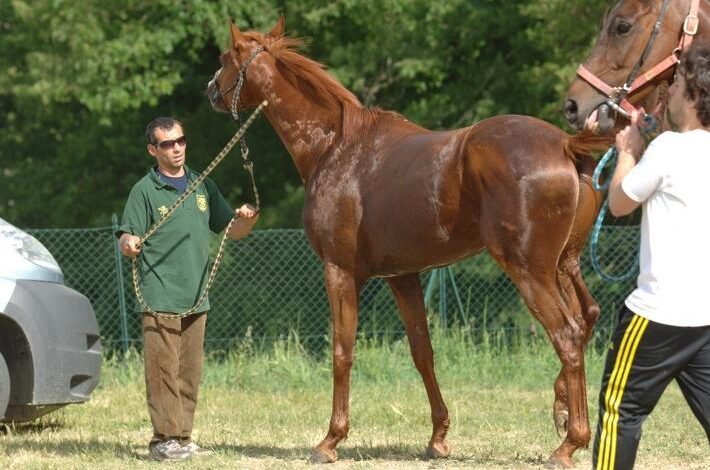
[230,20,245,46]
[268,15,285,38]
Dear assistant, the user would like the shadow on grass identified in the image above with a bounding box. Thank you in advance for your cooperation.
[221,443,505,463]
[1,438,140,459]
[0,419,64,435]
[0,438,556,467]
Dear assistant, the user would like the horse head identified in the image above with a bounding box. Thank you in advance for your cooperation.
[565,0,702,133]
[207,17,286,116]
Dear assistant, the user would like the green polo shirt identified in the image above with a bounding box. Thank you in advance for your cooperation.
[116,165,234,313]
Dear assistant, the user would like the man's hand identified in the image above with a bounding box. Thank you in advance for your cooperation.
[236,203,258,219]
[119,233,142,258]
[608,111,643,217]
[615,111,645,161]
[228,204,259,240]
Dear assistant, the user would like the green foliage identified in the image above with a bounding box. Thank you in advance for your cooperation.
[1,0,610,228]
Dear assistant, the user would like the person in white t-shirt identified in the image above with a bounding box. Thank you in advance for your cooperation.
[591,43,710,470]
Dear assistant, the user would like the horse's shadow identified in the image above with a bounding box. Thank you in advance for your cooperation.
[222,443,487,463]
[0,437,550,465]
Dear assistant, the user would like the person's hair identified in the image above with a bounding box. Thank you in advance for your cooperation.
[678,43,710,127]
[145,117,184,145]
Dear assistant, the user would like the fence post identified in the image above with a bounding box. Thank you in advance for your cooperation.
[424,268,449,330]
[111,213,130,355]
[439,268,447,330]
[424,267,467,330]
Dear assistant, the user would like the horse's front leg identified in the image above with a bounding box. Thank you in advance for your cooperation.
[311,262,362,464]
[386,274,450,458]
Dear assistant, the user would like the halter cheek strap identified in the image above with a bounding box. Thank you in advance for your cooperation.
[228,46,266,121]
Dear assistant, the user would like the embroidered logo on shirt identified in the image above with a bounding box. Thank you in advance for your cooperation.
[196,194,208,212]
[158,205,169,217]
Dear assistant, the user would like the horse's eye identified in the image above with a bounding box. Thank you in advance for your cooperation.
[615,21,632,36]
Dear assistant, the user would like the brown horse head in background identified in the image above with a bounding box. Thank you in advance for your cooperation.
[208,17,611,469]
[566,0,706,134]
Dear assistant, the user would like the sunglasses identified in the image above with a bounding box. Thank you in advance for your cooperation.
[154,135,187,150]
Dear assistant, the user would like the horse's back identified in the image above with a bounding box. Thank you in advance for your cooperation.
[462,114,578,202]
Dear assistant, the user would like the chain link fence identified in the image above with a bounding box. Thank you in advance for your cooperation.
[28,216,640,353]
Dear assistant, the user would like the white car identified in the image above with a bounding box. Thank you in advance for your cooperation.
[0,217,101,422]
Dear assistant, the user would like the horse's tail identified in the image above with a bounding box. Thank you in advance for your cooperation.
[561,129,610,279]
[563,130,614,163]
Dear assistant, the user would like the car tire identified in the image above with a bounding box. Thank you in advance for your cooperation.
[0,352,9,420]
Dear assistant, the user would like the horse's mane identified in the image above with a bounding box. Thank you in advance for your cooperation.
[261,34,395,141]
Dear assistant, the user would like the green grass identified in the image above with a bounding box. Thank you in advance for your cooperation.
[1,326,708,469]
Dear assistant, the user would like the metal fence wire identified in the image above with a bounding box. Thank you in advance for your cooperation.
[27,216,640,352]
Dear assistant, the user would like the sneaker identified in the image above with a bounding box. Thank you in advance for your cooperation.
[148,439,192,461]
[182,441,213,456]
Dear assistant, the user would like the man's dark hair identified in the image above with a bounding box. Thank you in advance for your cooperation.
[145,117,184,145]
[678,43,710,127]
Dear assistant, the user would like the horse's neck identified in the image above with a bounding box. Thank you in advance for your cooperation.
[260,83,343,182]
[700,1,710,38]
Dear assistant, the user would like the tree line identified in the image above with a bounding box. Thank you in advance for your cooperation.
[0,0,608,228]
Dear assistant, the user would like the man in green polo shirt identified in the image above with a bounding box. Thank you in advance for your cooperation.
[116,116,258,461]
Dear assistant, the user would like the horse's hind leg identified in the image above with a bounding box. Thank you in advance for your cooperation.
[312,263,362,464]
[482,210,589,467]
[553,171,603,438]
[553,256,599,439]
[386,273,450,458]
[504,268,590,468]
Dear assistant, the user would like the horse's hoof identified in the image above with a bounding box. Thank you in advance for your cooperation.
[543,454,574,469]
[554,410,569,438]
[310,447,338,464]
[425,440,450,459]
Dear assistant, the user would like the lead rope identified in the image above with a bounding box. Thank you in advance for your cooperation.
[589,108,664,283]
[131,100,268,318]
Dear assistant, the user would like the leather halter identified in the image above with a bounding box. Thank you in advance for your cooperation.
[576,0,700,116]
[214,46,265,121]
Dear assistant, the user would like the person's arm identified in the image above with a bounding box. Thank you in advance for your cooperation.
[609,112,645,217]
[115,186,149,258]
[205,178,259,239]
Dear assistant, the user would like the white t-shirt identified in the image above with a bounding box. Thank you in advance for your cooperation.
[621,129,710,326]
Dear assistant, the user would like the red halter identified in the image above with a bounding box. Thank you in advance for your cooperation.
[576,0,700,116]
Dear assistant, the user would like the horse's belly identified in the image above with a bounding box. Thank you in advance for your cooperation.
[363,230,485,278]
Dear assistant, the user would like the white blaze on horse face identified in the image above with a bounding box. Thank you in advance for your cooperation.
[214,67,222,80]
[207,68,224,110]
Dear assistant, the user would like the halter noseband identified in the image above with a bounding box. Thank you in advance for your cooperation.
[576,0,699,117]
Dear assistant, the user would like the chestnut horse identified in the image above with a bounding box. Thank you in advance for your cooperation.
[208,18,611,468]
[566,0,707,133]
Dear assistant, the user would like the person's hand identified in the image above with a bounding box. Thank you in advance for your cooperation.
[615,111,645,160]
[236,203,258,218]
[119,233,142,258]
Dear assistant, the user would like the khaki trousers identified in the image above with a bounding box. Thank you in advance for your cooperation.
[142,312,206,445]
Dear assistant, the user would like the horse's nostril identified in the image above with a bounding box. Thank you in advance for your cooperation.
[564,99,579,124]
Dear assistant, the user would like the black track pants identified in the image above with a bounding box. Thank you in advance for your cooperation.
[592,306,710,470]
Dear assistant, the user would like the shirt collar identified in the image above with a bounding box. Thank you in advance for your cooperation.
[149,165,195,189]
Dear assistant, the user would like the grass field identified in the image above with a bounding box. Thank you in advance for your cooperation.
[1,327,708,469]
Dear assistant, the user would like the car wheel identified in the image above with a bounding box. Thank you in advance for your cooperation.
[0,352,9,420]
